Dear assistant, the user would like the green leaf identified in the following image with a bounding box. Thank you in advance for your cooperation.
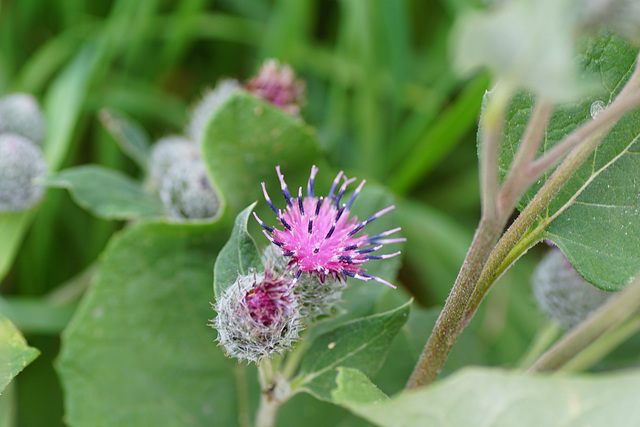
[0,314,39,393]
[295,301,410,401]
[56,221,241,426]
[201,91,320,217]
[213,202,263,299]
[99,108,151,172]
[331,367,388,405]
[341,367,640,427]
[499,33,640,290]
[44,165,165,220]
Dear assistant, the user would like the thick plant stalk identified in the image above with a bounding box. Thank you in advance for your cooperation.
[407,50,640,390]
[405,84,512,389]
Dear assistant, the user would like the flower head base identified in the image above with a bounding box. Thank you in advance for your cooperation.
[244,59,305,116]
[255,166,405,289]
[211,268,302,363]
[264,244,347,319]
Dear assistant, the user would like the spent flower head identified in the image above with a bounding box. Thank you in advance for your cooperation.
[0,134,46,212]
[254,166,405,289]
[211,268,303,363]
[244,59,305,116]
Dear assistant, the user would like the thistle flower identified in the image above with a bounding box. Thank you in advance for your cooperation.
[244,59,305,115]
[0,93,46,145]
[211,268,303,363]
[0,134,46,212]
[532,247,613,329]
[254,166,405,289]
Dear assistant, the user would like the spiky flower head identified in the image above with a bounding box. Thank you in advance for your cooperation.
[532,247,613,329]
[158,159,220,220]
[244,59,305,116]
[187,79,241,145]
[254,166,404,289]
[263,244,347,319]
[147,135,199,191]
[0,93,46,145]
[211,268,303,363]
[0,134,46,212]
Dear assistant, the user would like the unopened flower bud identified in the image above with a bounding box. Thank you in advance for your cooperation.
[158,159,219,220]
[211,268,303,363]
[187,79,241,145]
[0,134,46,212]
[532,247,613,329]
[147,136,199,191]
[244,59,305,115]
[263,244,346,320]
[0,93,46,145]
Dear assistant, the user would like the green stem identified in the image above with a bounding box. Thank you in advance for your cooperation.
[405,215,504,389]
[529,273,640,372]
[405,82,513,390]
[255,394,279,427]
[559,314,640,373]
[281,339,308,380]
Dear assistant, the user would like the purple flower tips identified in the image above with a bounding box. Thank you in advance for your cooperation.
[255,166,405,289]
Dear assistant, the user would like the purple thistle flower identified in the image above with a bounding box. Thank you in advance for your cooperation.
[244,59,305,116]
[244,268,297,327]
[254,166,405,289]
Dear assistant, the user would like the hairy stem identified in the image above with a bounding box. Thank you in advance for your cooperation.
[559,314,640,373]
[405,82,512,390]
[529,273,640,372]
[499,99,553,214]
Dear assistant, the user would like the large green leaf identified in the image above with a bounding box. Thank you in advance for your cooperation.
[213,202,263,299]
[340,367,640,427]
[295,301,410,401]
[56,221,241,426]
[0,314,39,393]
[201,92,320,217]
[44,165,165,220]
[499,33,640,290]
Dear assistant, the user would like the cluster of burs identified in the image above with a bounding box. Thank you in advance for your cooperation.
[0,93,47,213]
[147,60,303,220]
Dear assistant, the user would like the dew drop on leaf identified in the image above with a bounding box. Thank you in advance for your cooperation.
[590,100,606,119]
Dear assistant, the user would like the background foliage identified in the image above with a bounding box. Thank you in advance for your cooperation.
[3,0,635,426]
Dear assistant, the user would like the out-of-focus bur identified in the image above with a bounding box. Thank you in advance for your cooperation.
[0,134,47,212]
[210,268,303,364]
[0,93,46,146]
[146,136,220,220]
[186,79,241,145]
[532,247,614,329]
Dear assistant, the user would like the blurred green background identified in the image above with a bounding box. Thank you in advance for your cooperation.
[0,0,549,425]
